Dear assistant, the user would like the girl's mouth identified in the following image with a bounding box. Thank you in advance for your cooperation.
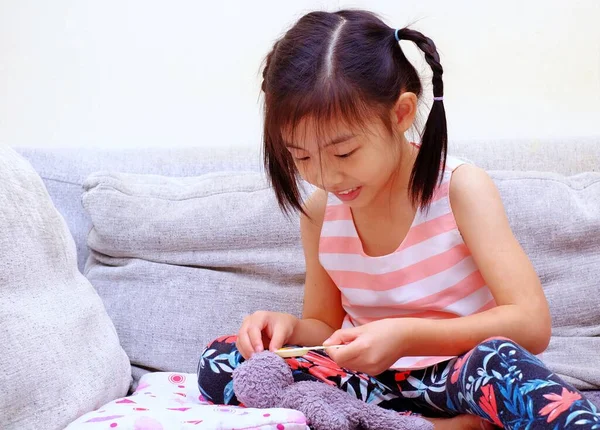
[335,187,362,202]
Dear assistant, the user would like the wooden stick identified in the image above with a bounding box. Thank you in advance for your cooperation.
[274,345,343,358]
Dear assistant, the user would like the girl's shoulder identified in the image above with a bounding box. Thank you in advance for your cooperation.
[444,155,475,173]
[445,157,493,211]
[447,159,495,207]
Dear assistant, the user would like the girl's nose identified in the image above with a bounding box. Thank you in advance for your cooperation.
[315,166,344,191]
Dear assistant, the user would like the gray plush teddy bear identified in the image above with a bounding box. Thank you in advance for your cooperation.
[232,351,434,430]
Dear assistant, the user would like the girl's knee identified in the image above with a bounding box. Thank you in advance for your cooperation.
[197,335,238,370]
[465,337,533,368]
[196,335,242,405]
[205,334,239,352]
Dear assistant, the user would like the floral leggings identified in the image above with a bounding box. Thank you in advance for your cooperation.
[197,336,600,429]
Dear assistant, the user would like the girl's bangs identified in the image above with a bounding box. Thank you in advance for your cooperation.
[266,81,389,149]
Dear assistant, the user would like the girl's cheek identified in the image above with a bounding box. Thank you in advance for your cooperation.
[297,169,317,187]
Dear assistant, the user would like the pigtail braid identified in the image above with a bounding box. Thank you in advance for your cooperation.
[396,28,447,209]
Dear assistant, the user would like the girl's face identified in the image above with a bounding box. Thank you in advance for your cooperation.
[284,116,411,209]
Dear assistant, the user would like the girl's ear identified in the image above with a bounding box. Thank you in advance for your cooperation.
[392,92,418,133]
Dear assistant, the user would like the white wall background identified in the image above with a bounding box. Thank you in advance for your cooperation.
[1,0,599,148]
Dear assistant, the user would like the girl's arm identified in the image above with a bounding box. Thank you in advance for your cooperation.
[403,164,551,357]
[287,189,347,346]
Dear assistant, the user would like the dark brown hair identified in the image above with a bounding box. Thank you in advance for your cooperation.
[262,9,446,215]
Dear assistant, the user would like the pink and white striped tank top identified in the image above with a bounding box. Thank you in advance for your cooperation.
[319,156,497,370]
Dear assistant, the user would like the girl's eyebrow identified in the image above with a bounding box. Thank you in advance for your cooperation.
[324,134,356,147]
[284,134,356,150]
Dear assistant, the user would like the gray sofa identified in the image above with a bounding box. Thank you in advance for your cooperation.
[11,137,600,424]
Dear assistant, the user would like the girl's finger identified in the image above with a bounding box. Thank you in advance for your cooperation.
[236,328,253,360]
[327,340,361,367]
[248,325,265,354]
[268,324,289,351]
[323,327,360,346]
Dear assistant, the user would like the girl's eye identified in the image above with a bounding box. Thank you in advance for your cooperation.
[294,156,310,161]
[336,150,355,159]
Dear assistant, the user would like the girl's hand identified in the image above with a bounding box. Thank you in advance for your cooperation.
[237,311,299,359]
[323,318,411,375]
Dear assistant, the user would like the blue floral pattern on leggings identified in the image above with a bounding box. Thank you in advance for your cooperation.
[198,336,600,429]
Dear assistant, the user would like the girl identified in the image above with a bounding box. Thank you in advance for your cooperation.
[198,9,600,429]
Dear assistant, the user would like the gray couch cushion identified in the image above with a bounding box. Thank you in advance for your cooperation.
[16,146,262,272]
[491,170,600,389]
[15,137,599,272]
[450,137,600,174]
[82,171,305,384]
[0,146,131,430]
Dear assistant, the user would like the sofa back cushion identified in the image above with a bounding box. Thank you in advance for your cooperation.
[16,137,599,271]
[82,171,306,383]
[0,146,131,430]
